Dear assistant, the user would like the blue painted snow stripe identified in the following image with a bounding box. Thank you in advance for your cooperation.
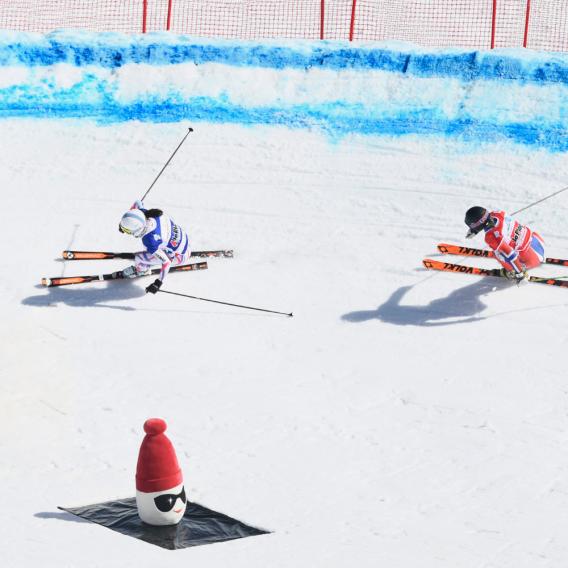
[2,35,568,85]
[1,98,567,152]
[0,39,411,72]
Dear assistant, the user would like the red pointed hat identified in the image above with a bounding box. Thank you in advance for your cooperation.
[136,418,183,493]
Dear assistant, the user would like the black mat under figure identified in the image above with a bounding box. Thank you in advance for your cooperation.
[59,497,269,550]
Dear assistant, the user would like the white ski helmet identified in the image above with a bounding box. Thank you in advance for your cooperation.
[119,209,147,238]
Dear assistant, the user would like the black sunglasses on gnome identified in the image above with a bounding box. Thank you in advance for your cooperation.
[153,487,187,512]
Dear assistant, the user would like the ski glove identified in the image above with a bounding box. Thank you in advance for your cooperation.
[145,278,162,294]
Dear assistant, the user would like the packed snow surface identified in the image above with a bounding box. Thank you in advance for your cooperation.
[2,32,568,568]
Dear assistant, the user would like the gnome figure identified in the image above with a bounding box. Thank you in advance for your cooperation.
[136,418,187,526]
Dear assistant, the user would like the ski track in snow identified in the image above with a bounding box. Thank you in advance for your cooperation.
[2,32,568,568]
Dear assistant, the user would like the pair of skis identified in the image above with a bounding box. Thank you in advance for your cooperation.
[424,243,568,288]
[41,248,233,287]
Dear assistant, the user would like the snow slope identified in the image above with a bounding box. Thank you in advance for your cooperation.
[2,32,568,568]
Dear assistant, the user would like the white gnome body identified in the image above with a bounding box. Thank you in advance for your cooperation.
[136,482,187,526]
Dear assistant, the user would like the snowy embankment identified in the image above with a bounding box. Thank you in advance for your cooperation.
[3,31,568,568]
[1,31,568,148]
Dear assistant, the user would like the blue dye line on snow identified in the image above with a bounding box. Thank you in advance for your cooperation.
[1,33,567,149]
[1,99,567,152]
[2,36,568,85]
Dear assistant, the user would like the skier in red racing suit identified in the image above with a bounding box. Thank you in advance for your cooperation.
[464,206,545,282]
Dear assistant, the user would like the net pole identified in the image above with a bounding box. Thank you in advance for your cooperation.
[349,0,357,42]
[491,0,497,48]
[523,0,532,48]
[142,0,148,33]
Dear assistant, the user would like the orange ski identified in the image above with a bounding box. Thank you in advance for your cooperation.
[62,249,233,260]
[437,243,494,258]
[423,258,568,288]
[437,243,568,267]
[61,250,135,260]
[423,258,501,277]
[41,262,207,287]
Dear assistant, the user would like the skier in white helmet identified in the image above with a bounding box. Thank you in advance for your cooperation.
[118,200,191,294]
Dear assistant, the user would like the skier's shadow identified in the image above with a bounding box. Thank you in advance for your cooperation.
[342,278,512,326]
[34,511,89,523]
[22,280,145,310]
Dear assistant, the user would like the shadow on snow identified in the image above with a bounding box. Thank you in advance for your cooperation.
[21,280,145,310]
[342,278,513,326]
[34,511,90,523]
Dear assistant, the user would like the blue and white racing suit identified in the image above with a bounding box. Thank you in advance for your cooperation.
[134,205,191,282]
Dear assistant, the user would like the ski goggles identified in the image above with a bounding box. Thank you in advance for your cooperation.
[467,211,490,233]
[118,224,134,235]
[153,487,187,512]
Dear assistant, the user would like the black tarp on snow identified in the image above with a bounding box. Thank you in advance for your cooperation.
[59,497,269,550]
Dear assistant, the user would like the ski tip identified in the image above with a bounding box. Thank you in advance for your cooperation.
[288,312,294,317]
[41,278,51,287]
[422,259,434,269]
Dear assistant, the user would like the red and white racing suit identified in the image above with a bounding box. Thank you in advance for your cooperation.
[484,210,545,274]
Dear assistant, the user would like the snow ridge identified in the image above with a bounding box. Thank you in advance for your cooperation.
[1,31,568,150]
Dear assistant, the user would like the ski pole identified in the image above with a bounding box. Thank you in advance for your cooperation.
[140,127,194,202]
[157,289,293,317]
[512,184,568,215]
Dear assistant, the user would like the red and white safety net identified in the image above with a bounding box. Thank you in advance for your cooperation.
[523,0,568,52]
[0,0,566,52]
[0,0,144,34]
[345,0,495,47]
[170,1,323,40]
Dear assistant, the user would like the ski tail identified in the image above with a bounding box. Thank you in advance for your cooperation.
[528,275,568,288]
[61,251,136,260]
[169,262,208,273]
[437,243,494,258]
[41,261,208,287]
[190,249,234,258]
[541,257,568,267]
[41,275,103,287]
